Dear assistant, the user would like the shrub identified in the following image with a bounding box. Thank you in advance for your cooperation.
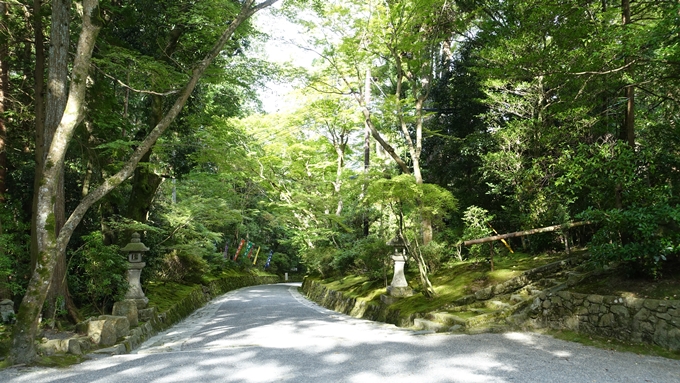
[68,232,128,314]
[156,249,209,284]
[462,206,494,260]
[580,204,680,278]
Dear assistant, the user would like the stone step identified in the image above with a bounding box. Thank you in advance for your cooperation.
[425,312,467,326]
[466,323,512,334]
[413,318,451,333]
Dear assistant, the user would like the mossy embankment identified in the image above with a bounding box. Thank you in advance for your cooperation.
[305,251,567,321]
[302,250,680,359]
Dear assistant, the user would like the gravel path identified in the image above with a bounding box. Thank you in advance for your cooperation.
[1,283,678,383]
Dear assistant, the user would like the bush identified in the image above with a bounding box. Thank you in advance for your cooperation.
[462,206,494,260]
[350,237,391,280]
[419,240,450,274]
[580,204,680,278]
[156,249,209,284]
[300,247,336,277]
[68,232,128,314]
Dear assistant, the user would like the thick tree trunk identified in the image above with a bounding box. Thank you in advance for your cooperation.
[9,0,277,365]
[333,144,344,216]
[125,150,162,225]
[125,94,164,227]
[11,0,101,364]
[42,0,76,325]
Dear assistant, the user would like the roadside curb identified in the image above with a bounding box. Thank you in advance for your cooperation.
[40,275,280,358]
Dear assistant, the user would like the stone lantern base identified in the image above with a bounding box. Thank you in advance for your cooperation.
[387,285,413,297]
[380,253,413,305]
[125,261,149,309]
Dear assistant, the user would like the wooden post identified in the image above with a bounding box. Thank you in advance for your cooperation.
[489,242,494,271]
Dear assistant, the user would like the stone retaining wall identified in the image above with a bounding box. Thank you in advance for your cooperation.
[526,291,680,350]
[39,274,280,356]
[301,278,417,327]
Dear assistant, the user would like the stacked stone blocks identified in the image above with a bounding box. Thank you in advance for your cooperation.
[528,291,680,350]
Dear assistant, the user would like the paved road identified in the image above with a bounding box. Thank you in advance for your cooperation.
[1,283,679,383]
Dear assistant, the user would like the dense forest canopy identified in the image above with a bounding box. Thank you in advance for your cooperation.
[0,0,678,364]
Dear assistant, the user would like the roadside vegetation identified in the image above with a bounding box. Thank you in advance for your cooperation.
[1,0,679,366]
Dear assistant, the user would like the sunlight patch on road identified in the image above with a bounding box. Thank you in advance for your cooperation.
[503,332,536,345]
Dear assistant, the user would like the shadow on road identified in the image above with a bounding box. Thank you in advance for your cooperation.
[2,284,678,383]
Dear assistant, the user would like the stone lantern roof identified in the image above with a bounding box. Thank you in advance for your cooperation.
[121,232,149,253]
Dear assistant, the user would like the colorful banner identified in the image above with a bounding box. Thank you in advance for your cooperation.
[244,242,254,259]
[264,250,274,269]
[233,239,246,261]
[252,247,261,265]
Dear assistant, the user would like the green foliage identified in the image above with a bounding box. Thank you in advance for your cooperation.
[155,249,209,284]
[68,232,128,314]
[418,240,451,275]
[0,203,31,299]
[266,252,291,275]
[461,206,494,259]
[300,246,337,278]
[580,204,680,279]
[366,174,457,232]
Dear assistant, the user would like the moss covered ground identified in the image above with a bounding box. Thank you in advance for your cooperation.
[318,251,567,318]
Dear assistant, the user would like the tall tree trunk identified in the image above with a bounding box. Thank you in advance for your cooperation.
[9,0,277,365]
[125,151,162,225]
[11,0,101,364]
[363,68,371,236]
[621,0,634,147]
[29,0,46,269]
[42,0,77,325]
[0,0,8,203]
[333,144,345,216]
[124,94,164,233]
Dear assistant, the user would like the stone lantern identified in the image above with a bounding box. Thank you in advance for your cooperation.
[121,232,150,309]
[385,234,413,298]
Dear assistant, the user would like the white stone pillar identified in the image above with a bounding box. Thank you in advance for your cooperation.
[387,253,413,297]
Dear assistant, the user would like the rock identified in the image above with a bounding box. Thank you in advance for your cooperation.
[0,299,15,323]
[38,339,61,356]
[598,313,615,327]
[88,319,117,347]
[474,287,493,301]
[139,307,157,322]
[414,318,449,333]
[37,337,82,356]
[113,300,139,327]
[610,305,629,318]
[98,315,131,339]
[67,338,82,355]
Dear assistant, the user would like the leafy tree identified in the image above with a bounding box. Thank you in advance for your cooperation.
[10,0,278,365]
